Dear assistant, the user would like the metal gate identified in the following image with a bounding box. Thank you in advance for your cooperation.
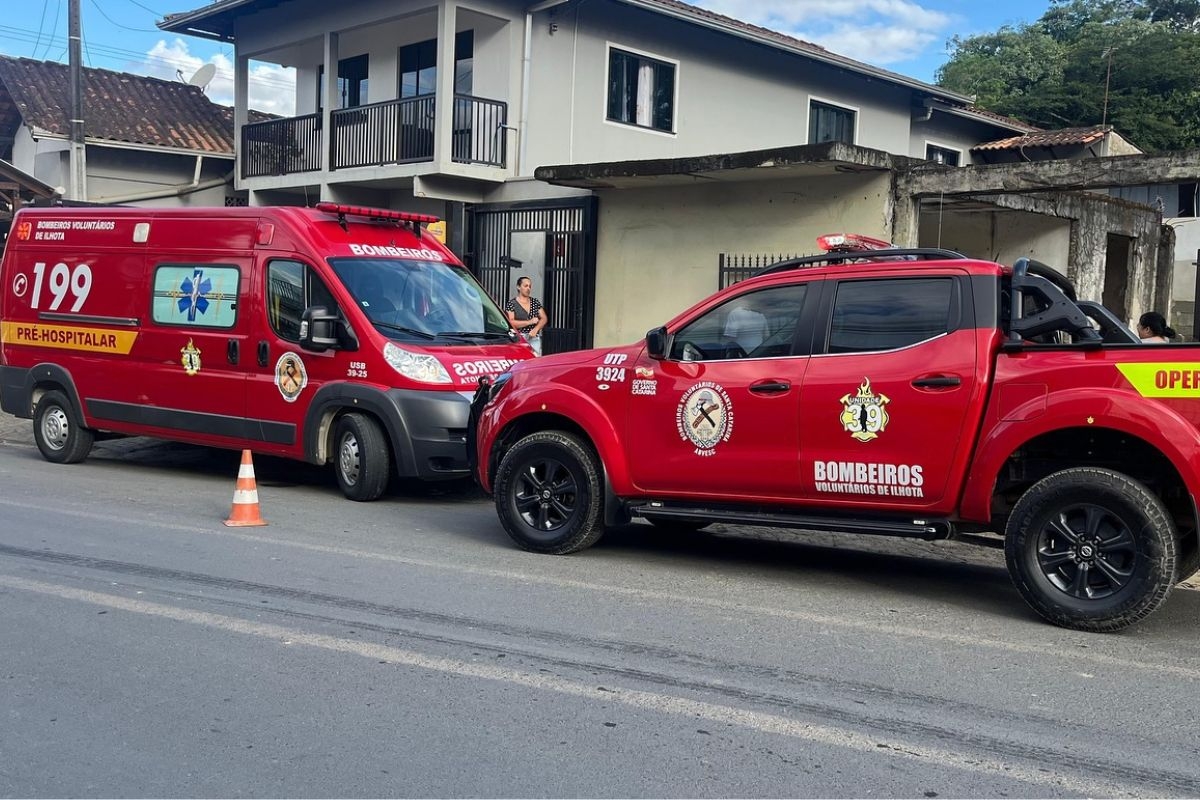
[465,197,598,354]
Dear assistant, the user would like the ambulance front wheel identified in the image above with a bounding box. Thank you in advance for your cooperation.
[333,412,390,502]
[33,389,94,464]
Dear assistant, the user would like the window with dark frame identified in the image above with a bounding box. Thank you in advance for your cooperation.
[1179,183,1197,218]
[925,144,961,166]
[808,100,855,145]
[828,278,953,354]
[400,31,474,98]
[318,53,369,111]
[267,260,338,342]
[607,47,675,133]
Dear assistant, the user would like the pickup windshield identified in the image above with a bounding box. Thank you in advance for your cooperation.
[329,257,511,342]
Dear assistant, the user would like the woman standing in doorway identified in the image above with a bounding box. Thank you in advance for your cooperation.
[505,276,548,356]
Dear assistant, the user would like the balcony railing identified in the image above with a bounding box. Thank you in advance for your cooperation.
[452,94,507,167]
[241,95,508,177]
[332,96,436,169]
[241,113,322,179]
[330,94,508,171]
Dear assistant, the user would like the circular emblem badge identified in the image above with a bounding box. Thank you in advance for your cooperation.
[12,273,28,298]
[676,381,733,456]
[275,352,308,402]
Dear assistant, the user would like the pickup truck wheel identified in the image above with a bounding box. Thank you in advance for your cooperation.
[333,413,390,502]
[494,431,604,554]
[33,389,94,464]
[1004,467,1176,632]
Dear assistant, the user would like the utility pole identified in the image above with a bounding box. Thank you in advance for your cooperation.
[68,0,87,201]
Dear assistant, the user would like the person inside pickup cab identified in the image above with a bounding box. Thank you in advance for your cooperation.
[723,301,768,355]
[1137,311,1176,343]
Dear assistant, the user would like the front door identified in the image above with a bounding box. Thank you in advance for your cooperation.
[625,283,814,499]
[244,257,345,458]
[798,273,984,513]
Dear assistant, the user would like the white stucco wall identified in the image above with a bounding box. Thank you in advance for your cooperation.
[590,172,892,346]
[918,209,1071,269]
[1169,219,1200,303]
[523,1,919,172]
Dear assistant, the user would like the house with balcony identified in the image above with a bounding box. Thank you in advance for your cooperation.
[160,0,1062,350]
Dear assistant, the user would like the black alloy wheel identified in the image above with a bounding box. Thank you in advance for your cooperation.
[1005,467,1176,632]
[494,431,604,554]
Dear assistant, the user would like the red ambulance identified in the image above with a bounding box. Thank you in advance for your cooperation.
[0,203,533,500]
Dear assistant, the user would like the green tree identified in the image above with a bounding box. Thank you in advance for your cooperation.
[936,0,1200,151]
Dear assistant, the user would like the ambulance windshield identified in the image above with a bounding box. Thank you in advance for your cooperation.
[330,258,512,343]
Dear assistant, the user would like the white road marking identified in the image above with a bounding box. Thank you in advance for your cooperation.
[0,573,1155,797]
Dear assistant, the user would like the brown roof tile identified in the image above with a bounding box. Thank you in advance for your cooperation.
[0,56,240,154]
[972,125,1113,152]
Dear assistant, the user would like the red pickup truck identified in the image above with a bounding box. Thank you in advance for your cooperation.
[469,241,1199,631]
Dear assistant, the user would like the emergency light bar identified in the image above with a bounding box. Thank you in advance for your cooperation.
[817,233,896,252]
[315,202,440,225]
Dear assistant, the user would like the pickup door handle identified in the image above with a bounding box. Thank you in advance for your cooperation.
[257,341,269,368]
[749,380,791,394]
[227,339,239,365]
[912,375,961,388]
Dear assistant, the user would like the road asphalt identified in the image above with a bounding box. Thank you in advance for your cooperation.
[2,407,1197,591]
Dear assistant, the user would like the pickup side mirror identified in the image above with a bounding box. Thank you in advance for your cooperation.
[300,305,340,352]
[646,326,669,359]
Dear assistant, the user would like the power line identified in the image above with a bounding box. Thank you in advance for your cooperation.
[40,0,61,59]
[32,0,49,57]
[0,25,298,92]
[87,0,160,33]
[124,0,167,15]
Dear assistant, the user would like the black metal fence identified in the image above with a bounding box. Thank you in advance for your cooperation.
[241,113,323,178]
[718,252,808,289]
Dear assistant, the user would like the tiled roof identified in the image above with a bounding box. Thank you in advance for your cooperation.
[0,56,241,154]
[973,125,1113,152]
[960,106,1040,133]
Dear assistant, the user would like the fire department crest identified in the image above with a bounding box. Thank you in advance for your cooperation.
[180,338,201,376]
[275,352,308,402]
[676,381,733,456]
[839,377,889,442]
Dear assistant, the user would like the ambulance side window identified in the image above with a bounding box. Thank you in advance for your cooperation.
[267,260,338,342]
[150,264,240,328]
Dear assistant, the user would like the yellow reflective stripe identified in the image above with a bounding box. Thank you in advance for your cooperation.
[1116,362,1200,397]
[0,321,137,354]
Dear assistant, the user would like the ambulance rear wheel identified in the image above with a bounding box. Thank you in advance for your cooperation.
[33,389,94,464]
[334,413,389,502]
[494,431,604,554]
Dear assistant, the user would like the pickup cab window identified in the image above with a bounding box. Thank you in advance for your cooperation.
[670,284,808,361]
[829,277,953,353]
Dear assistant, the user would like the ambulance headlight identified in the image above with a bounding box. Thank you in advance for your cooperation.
[383,342,452,384]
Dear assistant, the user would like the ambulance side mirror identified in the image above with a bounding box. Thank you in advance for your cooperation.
[300,306,340,352]
[645,326,668,360]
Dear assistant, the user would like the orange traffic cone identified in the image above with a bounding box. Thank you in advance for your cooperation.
[224,449,267,527]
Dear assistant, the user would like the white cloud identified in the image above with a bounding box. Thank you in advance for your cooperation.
[134,38,296,116]
[693,0,954,65]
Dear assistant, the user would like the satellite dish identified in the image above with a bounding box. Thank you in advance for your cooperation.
[187,63,217,92]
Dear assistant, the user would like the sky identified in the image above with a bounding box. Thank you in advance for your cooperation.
[0,0,1056,116]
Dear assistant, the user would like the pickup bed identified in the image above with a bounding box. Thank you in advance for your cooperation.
[470,245,1200,631]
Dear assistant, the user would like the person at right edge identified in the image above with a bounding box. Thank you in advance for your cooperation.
[505,275,547,356]
[1137,311,1176,343]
